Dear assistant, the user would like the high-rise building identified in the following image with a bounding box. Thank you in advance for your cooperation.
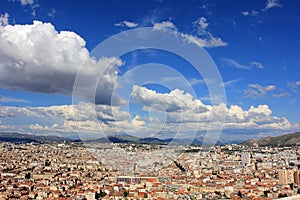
[294,170,300,185]
[287,169,295,184]
[279,169,288,185]
[241,152,251,166]
[279,169,295,185]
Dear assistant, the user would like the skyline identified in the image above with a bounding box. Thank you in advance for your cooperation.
[0,0,300,142]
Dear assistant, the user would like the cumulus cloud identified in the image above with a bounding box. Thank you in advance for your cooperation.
[115,20,138,28]
[245,83,276,99]
[0,102,131,136]
[131,85,208,113]
[224,104,295,131]
[0,87,298,139]
[0,107,16,117]
[131,115,145,127]
[0,102,129,122]
[0,20,297,140]
[0,21,123,105]
[129,86,298,133]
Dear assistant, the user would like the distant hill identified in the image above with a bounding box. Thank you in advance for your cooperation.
[0,132,73,143]
[85,135,174,144]
[0,131,243,145]
[241,132,300,147]
[86,135,209,145]
[86,135,140,143]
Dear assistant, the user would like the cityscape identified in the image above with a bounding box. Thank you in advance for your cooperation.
[1,141,300,199]
[0,0,300,199]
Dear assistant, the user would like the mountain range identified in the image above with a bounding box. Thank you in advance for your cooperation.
[0,132,73,143]
[1,131,300,146]
[242,132,300,147]
[77,134,205,145]
[0,132,217,145]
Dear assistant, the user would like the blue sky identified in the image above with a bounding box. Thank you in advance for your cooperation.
[0,0,299,142]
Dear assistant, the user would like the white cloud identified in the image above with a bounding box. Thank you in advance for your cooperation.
[264,0,282,11]
[9,0,34,6]
[181,33,227,48]
[245,83,276,99]
[130,86,298,134]
[4,102,129,122]
[183,17,227,48]
[272,92,289,98]
[153,19,227,48]
[0,107,16,117]
[241,11,250,16]
[0,19,297,141]
[0,102,131,136]
[243,0,281,17]
[0,13,9,26]
[131,85,208,113]
[250,61,263,69]
[222,58,263,70]
[222,58,250,70]
[0,89,298,140]
[131,115,145,127]
[194,17,209,31]
[224,104,295,131]
[153,21,176,30]
[115,20,138,28]
[0,21,123,105]
[18,0,34,6]
[241,10,259,17]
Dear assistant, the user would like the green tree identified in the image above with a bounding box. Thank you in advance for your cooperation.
[45,160,51,166]
[123,191,129,197]
[278,193,288,198]
[264,190,270,197]
[95,190,106,199]
[25,172,31,179]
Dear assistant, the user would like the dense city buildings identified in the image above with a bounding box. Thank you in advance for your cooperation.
[1,142,300,199]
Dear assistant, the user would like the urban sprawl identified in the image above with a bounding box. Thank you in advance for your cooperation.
[1,142,300,199]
